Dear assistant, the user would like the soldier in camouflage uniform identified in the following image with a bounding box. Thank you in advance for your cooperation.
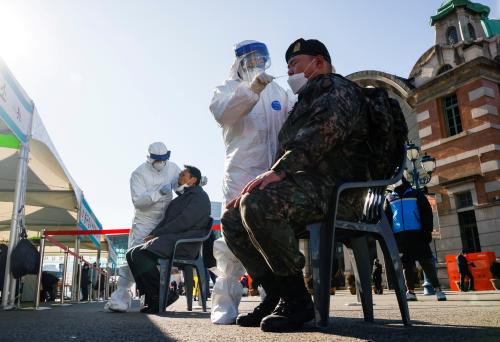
[222,38,405,332]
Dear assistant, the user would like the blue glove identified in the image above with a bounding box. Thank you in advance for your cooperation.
[159,183,172,195]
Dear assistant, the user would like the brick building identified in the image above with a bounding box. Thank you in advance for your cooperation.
[347,0,499,286]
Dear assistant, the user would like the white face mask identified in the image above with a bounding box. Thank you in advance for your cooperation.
[287,73,308,94]
[287,58,317,94]
[175,183,189,194]
[152,161,166,172]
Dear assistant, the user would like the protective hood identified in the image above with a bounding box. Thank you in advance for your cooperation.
[228,40,269,81]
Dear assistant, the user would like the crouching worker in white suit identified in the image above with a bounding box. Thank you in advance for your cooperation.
[209,40,295,324]
[105,142,180,312]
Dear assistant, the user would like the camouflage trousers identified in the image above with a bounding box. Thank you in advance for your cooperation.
[221,178,324,279]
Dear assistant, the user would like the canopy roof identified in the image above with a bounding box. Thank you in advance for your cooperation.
[0,109,82,235]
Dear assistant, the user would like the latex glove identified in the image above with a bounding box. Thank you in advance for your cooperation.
[250,72,274,95]
[159,183,172,195]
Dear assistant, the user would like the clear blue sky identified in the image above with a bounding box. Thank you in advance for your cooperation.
[1,0,498,228]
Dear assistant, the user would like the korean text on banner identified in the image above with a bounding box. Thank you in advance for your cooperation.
[78,197,103,248]
[0,58,33,142]
[106,236,119,266]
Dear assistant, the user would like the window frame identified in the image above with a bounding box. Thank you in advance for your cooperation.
[455,191,473,210]
[442,93,463,137]
[458,210,481,253]
[447,26,459,45]
[467,23,476,41]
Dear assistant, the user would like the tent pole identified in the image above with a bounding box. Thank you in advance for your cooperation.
[61,250,69,304]
[96,248,101,301]
[34,230,46,310]
[2,103,34,310]
[88,265,93,302]
[76,258,82,302]
[71,236,80,302]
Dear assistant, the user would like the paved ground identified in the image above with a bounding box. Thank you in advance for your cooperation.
[0,290,499,341]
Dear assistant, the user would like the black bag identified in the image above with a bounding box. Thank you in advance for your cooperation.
[11,229,40,279]
[362,87,409,179]
[202,230,217,269]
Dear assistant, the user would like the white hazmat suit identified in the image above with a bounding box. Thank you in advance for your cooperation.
[105,142,180,312]
[209,40,296,324]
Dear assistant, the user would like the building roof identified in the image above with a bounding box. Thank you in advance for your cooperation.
[430,0,490,26]
[481,18,500,38]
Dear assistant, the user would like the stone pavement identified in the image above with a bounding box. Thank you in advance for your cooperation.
[0,290,499,341]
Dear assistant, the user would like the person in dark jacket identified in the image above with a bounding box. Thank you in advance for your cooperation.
[80,263,91,301]
[457,250,475,291]
[372,259,383,294]
[126,165,211,313]
[384,176,446,301]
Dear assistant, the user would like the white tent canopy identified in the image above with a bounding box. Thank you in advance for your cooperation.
[0,57,103,249]
[0,109,82,233]
[1,56,106,308]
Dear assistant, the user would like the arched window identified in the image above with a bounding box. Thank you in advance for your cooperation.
[467,23,476,40]
[437,64,453,75]
[447,26,459,45]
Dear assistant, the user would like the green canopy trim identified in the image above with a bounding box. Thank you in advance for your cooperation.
[0,133,20,149]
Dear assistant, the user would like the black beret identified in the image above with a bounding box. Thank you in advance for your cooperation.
[285,38,331,64]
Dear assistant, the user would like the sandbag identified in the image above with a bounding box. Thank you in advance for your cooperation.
[11,238,40,279]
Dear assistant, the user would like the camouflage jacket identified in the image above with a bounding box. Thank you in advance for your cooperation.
[271,73,373,215]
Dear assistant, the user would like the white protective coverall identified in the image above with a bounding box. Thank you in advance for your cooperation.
[105,150,180,312]
[209,42,296,324]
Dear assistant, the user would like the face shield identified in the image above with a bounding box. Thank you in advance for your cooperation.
[234,41,271,82]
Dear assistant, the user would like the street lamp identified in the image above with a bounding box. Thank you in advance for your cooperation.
[406,142,436,189]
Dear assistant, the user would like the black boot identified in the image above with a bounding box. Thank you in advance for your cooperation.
[260,274,314,332]
[140,294,159,314]
[236,274,280,327]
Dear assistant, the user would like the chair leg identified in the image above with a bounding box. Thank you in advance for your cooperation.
[183,265,194,311]
[378,215,411,326]
[347,236,374,322]
[195,257,208,312]
[308,222,334,328]
[159,259,173,313]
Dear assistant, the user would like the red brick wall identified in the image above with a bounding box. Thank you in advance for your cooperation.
[416,77,500,212]
[416,79,499,144]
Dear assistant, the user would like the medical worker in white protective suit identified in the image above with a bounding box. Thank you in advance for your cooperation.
[209,40,296,324]
[105,142,181,312]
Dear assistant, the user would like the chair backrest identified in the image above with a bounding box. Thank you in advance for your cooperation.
[173,217,214,259]
[327,145,407,226]
[174,217,214,245]
[362,146,407,223]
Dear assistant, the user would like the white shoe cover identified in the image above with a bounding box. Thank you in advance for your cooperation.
[105,287,132,312]
[104,265,135,312]
[210,238,246,324]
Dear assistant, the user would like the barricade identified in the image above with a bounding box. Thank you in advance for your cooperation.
[445,252,496,291]
[32,229,116,310]
[31,224,220,310]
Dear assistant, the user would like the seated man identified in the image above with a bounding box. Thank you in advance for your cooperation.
[222,38,406,332]
[126,165,211,313]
